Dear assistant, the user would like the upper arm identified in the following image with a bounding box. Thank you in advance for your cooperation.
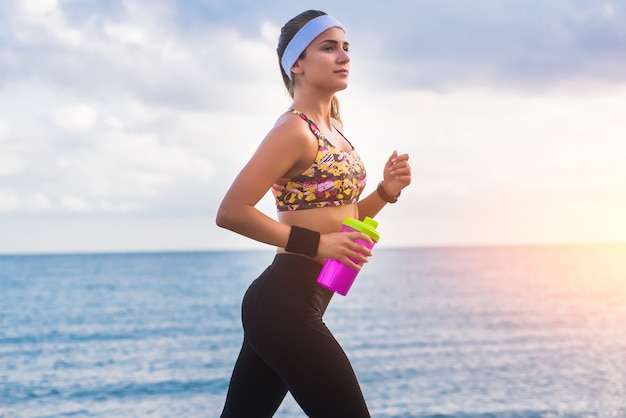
[221,115,316,209]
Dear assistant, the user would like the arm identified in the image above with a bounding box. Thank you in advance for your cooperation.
[216,115,374,269]
[216,115,314,248]
[329,118,411,221]
[358,150,411,220]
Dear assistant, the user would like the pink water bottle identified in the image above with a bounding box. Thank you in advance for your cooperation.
[317,217,380,296]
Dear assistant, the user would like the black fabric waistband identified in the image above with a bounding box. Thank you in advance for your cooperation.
[271,253,323,276]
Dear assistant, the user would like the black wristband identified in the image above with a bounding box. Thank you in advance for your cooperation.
[377,181,400,203]
[285,226,320,258]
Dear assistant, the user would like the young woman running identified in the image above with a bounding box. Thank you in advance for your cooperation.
[216,9,412,417]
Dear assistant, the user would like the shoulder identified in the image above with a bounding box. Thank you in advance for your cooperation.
[275,111,315,135]
[251,112,318,166]
[264,112,317,148]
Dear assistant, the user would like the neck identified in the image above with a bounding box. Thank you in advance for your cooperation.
[291,88,335,130]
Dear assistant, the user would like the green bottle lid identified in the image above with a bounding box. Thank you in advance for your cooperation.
[343,216,380,242]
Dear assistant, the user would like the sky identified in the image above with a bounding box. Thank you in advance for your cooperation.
[1,0,625,254]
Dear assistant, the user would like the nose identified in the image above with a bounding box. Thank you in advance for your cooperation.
[338,49,350,64]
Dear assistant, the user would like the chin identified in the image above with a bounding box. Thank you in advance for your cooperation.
[335,81,349,91]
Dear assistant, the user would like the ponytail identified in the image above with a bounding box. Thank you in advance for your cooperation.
[330,95,341,123]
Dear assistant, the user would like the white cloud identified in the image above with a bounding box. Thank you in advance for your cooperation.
[14,0,82,46]
[348,1,626,91]
[61,195,91,212]
[28,192,55,211]
[103,22,149,46]
[51,104,98,131]
[18,0,57,16]
[45,126,216,210]
[0,190,20,212]
[1,0,626,252]
[0,119,8,140]
[260,21,280,45]
[0,0,283,220]
[339,82,626,246]
[0,153,23,177]
[603,2,616,18]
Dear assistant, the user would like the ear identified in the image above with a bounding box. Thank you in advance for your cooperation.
[290,59,304,77]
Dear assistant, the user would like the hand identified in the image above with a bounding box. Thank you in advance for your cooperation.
[382,150,411,197]
[317,231,374,270]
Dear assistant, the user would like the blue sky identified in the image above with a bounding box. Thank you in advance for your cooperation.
[1,0,625,254]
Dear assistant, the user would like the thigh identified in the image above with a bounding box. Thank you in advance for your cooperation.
[245,256,370,417]
[220,338,288,418]
[271,322,370,418]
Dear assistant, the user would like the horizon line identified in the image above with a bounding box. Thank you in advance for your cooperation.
[1,240,625,257]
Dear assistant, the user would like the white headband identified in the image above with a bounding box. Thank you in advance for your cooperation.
[281,15,345,80]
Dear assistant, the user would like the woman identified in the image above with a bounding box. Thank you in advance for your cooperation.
[216,10,411,417]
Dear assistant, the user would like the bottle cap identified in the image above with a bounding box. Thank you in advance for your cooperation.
[343,217,380,242]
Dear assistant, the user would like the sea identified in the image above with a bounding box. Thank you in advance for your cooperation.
[1,245,625,418]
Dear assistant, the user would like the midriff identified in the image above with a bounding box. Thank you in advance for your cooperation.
[276,203,359,264]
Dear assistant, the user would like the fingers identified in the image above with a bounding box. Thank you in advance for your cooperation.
[390,162,410,177]
[388,154,408,176]
[386,150,398,169]
[388,153,410,174]
[340,232,373,268]
[347,232,374,251]
[319,232,374,270]
[391,152,409,163]
[382,151,412,196]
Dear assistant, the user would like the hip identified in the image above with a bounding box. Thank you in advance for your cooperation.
[242,254,333,332]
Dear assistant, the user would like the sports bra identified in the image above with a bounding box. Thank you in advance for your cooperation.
[272,109,367,211]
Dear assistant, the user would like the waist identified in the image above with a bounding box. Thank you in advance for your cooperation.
[276,203,359,233]
[277,204,358,264]
[249,253,330,308]
[271,253,324,274]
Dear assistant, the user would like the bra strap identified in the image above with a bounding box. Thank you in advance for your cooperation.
[287,109,354,150]
[287,109,322,139]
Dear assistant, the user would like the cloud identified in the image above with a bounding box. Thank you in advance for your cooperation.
[60,194,92,213]
[2,0,281,111]
[103,21,150,47]
[0,0,287,221]
[1,0,626,252]
[346,0,626,91]
[0,119,7,138]
[18,0,57,16]
[0,190,20,213]
[51,104,98,131]
[5,1,625,97]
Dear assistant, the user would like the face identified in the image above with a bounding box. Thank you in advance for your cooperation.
[292,27,351,91]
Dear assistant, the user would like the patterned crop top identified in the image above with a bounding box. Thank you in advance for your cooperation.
[272,109,367,211]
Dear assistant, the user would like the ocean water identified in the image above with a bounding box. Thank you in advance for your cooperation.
[1,245,626,417]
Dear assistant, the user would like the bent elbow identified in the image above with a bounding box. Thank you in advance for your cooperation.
[215,202,242,231]
[215,208,231,230]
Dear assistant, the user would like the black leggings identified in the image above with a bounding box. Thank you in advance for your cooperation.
[220,254,370,417]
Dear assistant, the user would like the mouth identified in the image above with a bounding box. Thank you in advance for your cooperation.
[334,69,349,75]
